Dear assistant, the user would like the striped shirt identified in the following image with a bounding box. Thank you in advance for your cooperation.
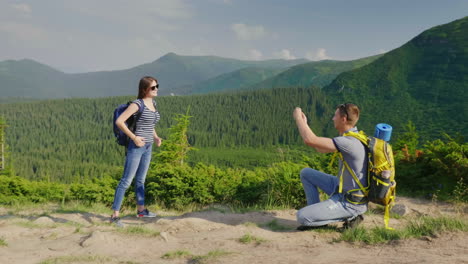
[133,99,160,144]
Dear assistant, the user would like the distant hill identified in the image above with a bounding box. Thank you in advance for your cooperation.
[248,55,381,90]
[170,55,381,95]
[323,16,468,139]
[0,59,67,98]
[172,67,285,95]
[0,53,308,99]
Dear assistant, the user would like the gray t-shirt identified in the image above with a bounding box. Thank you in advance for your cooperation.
[332,127,368,213]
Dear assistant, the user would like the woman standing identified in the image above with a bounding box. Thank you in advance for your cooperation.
[110,76,162,226]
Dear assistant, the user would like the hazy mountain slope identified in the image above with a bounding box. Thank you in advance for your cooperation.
[172,67,285,95]
[0,53,308,99]
[248,55,381,90]
[0,59,68,98]
[323,16,468,139]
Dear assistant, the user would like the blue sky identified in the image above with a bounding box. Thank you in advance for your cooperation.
[0,0,466,73]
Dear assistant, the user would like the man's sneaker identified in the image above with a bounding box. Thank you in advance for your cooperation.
[343,215,364,229]
[109,216,124,227]
[137,209,157,218]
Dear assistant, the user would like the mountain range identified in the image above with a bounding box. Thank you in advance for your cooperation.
[170,55,381,95]
[0,50,383,99]
[0,53,310,99]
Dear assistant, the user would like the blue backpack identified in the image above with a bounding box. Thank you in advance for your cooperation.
[113,99,144,147]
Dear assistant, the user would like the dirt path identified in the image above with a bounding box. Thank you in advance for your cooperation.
[0,197,467,264]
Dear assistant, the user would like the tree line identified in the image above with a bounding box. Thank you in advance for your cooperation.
[0,86,464,182]
[1,113,466,208]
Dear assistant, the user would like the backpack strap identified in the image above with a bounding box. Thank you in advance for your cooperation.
[339,154,368,194]
[343,130,368,145]
[135,98,145,120]
[338,131,368,196]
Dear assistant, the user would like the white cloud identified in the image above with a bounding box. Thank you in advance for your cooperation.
[248,49,263,60]
[11,3,32,14]
[231,23,267,41]
[274,49,296,60]
[305,48,332,61]
[378,49,388,54]
[316,48,331,60]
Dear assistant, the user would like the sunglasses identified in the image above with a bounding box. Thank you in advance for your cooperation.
[150,84,159,90]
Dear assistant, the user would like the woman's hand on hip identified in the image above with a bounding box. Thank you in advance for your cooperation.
[133,136,145,147]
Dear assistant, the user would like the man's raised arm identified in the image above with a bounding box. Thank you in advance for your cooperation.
[293,107,336,153]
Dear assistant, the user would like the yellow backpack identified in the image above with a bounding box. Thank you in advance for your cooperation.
[339,130,396,229]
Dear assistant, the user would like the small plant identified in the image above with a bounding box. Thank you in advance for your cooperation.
[117,225,160,237]
[261,219,291,231]
[452,178,468,203]
[337,226,372,243]
[238,233,267,245]
[431,188,441,204]
[242,221,259,227]
[190,249,232,264]
[0,237,7,247]
[161,250,192,259]
[39,255,111,264]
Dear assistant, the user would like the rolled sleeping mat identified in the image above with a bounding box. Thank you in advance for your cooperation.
[374,123,393,142]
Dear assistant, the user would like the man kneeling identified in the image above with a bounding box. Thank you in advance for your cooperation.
[293,103,367,230]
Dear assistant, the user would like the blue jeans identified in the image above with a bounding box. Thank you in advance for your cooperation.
[296,168,366,226]
[112,141,153,211]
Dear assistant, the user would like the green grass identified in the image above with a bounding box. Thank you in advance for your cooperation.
[5,202,59,216]
[405,215,468,236]
[226,200,295,214]
[190,249,232,264]
[0,237,7,247]
[116,225,160,237]
[337,226,402,244]
[337,216,468,244]
[54,201,111,215]
[1,200,138,218]
[238,233,267,244]
[305,225,339,234]
[242,221,259,227]
[39,255,111,264]
[161,250,192,259]
[261,219,291,231]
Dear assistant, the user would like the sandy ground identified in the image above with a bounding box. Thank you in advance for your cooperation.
[0,197,467,264]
